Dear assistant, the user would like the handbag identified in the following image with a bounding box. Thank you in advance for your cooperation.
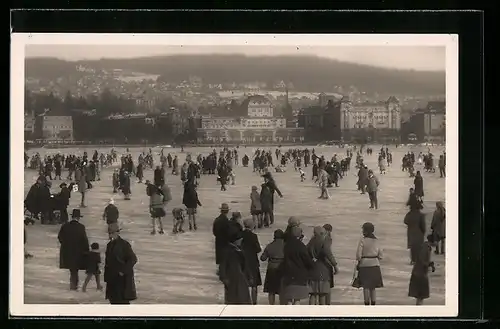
[351,262,361,289]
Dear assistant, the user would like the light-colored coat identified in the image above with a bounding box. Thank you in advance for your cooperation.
[356,237,383,268]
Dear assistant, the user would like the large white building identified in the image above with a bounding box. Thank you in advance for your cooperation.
[246,94,274,117]
[197,95,303,143]
[339,96,401,142]
[41,115,74,141]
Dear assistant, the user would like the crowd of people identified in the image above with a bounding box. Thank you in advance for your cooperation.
[23,144,446,306]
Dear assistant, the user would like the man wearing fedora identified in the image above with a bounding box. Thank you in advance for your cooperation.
[212,203,232,273]
[57,209,89,291]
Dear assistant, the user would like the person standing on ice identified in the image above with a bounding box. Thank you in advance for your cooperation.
[365,170,380,209]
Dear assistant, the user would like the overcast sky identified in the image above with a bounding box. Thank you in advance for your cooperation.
[26,45,445,71]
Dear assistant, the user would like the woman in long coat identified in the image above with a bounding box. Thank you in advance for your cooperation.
[121,172,131,200]
[281,225,315,305]
[219,226,251,305]
[404,208,426,264]
[241,218,262,304]
[260,229,285,305]
[409,234,435,305]
[413,171,424,199]
[430,201,446,254]
[307,226,339,305]
[58,209,89,290]
[104,223,138,304]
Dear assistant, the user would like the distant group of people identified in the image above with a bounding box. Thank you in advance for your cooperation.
[24,143,446,306]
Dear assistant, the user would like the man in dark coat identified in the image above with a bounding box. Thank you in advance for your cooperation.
[212,203,231,271]
[58,209,89,290]
[262,172,283,225]
[104,223,138,304]
[56,182,71,223]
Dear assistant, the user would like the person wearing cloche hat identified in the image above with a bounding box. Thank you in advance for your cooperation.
[104,222,138,304]
[281,220,314,305]
[355,222,384,306]
[260,229,285,305]
[241,217,262,304]
[57,208,89,291]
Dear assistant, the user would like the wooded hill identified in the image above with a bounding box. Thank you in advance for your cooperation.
[25,54,445,95]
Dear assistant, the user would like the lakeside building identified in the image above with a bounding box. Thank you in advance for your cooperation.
[195,95,304,143]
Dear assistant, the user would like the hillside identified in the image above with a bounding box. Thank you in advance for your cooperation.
[25,54,445,95]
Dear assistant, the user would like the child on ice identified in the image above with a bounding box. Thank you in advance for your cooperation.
[298,167,306,182]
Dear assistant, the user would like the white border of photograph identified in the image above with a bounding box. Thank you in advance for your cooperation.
[10,33,458,318]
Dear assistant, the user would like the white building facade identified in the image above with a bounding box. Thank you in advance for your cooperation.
[41,115,74,141]
[197,95,303,143]
[340,96,401,142]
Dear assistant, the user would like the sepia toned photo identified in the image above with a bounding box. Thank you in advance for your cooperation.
[10,34,458,317]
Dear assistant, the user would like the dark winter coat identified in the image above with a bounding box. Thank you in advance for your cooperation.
[182,184,202,209]
[104,236,138,302]
[414,176,424,197]
[431,208,446,239]
[58,220,89,270]
[212,213,230,265]
[306,235,337,287]
[219,243,251,305]
[281,235,315,286]
[404,210,426,249]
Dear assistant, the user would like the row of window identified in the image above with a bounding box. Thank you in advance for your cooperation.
[43,125,72,129]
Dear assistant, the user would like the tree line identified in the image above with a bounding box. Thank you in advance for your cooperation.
[26,55,445,95]
[25,89,172,118]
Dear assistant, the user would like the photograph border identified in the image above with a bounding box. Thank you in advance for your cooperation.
[11,33,458,318]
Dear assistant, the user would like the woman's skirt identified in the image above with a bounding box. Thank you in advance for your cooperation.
[263,267,281,294]
[358,266,384,289]
[150,207,166,218]
[408,273,430,299]
[309,280,331,295]
[281,283,310,301]
[246,266,262,287]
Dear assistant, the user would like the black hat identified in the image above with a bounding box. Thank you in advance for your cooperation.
[59,182,67,188]
[71,209,83,219]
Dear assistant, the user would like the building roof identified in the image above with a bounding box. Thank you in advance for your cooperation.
[386,96,400,104]
[238,95,272,116]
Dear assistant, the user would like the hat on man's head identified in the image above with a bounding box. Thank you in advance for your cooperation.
[108,222,121,234]
[220,203,230,212]
[71,209,83,219]
[59,182,67,188]
[109,198,115,205]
